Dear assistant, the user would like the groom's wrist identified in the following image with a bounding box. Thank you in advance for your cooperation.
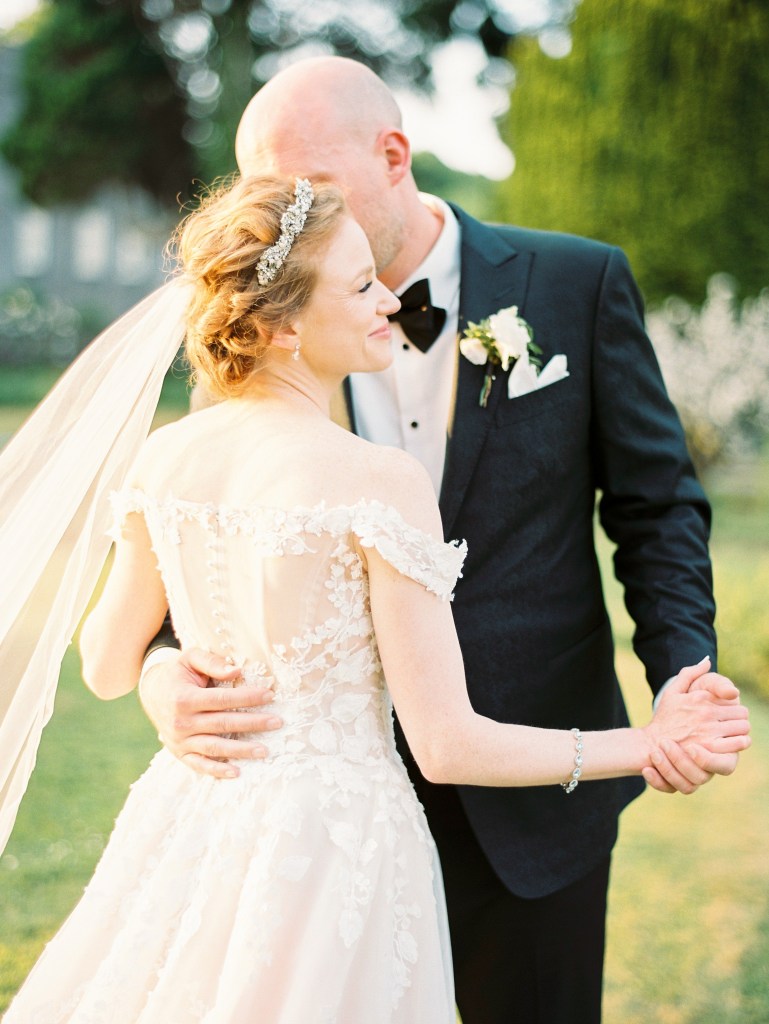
[652,676,676,711]
[140,646,179,682]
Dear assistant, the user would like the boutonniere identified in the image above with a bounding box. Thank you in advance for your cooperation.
[459,306,568,407]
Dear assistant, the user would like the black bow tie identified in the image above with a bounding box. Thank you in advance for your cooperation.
[389,279,447,353]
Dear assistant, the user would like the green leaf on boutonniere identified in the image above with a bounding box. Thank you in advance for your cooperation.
[479,368,495,408]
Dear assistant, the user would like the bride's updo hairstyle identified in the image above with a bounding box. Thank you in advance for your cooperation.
[174,175,347,399]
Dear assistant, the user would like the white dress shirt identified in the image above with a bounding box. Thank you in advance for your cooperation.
[349,195,462,496]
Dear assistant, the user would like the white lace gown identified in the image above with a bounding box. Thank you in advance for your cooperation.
[4,492,466,1024]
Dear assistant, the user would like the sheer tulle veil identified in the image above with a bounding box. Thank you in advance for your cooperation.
[0,278,192,853]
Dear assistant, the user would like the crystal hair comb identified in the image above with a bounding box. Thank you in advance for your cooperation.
[255,178,315,286]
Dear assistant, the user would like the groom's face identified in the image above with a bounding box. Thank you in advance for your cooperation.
[241,134,407,275]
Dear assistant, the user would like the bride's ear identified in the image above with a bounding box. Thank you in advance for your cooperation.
[269,321,301,355]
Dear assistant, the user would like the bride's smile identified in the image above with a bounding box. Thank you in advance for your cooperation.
[274,215,400,387]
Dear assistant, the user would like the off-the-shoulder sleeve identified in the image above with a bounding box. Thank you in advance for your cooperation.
[348,502,467,601]
[107,488,148,542]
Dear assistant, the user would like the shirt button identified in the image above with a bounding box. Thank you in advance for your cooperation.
[410,421,419,429]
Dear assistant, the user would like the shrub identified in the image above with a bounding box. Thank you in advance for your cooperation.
[647,275,769,475]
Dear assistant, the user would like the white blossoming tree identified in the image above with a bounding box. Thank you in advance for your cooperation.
[647,275,769,476]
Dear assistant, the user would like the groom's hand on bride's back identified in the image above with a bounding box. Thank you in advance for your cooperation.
[139,648,283,779]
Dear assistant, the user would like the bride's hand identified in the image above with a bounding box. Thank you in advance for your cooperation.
[641,739,748,794]
[641,658,751,793]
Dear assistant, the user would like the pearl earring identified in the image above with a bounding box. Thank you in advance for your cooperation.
[292,342,301,361]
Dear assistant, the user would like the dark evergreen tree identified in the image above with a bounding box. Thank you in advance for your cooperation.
[2,0,195,204]
[499,0,769,301]
[412,151,496,221]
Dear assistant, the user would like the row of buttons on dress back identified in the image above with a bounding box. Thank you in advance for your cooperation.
[204,523,237,665]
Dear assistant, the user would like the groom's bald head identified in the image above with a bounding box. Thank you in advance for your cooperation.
[236,57,403,172]
[235,57,413,273]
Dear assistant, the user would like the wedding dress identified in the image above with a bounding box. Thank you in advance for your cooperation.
[3,490,465,1024]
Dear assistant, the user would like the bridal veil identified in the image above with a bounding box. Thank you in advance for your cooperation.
[0,279,191,852]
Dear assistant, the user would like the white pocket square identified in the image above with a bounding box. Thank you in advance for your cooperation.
[508,354,569,399]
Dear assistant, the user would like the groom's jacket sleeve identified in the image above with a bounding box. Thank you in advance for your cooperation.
[590,246,716,693]
[145,612,180,658]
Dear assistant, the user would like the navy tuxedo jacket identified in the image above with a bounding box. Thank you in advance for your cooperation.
[357,206,716,898]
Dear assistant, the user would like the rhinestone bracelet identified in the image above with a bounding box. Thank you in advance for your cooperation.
[561,728,583,794]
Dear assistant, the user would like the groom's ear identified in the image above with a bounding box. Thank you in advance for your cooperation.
[377,128,411,186]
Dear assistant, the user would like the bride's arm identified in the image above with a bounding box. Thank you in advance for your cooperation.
[365,459,750,788]
[80,510,168,700]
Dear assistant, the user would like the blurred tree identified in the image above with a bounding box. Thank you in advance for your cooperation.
[412,150,496,221]
[2,0,576,206]
[1,0,195,204]
[499,0,769,302]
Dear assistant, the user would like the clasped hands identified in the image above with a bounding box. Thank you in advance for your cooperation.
[640,658,750,794]
[139,649,751,793]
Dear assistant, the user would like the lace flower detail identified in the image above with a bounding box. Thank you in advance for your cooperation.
[348,502,467,601]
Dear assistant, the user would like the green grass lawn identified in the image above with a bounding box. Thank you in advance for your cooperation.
[605,651,769,1024]
[596,456,769,1022]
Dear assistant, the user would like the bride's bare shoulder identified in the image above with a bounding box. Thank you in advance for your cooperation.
[123,403,440,536]
[123,403,224,488]
[343,437,442,538]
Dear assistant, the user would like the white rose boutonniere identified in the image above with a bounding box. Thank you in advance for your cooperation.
[459,306,543,407]
[460,305,570,407]
[486,307,532,368]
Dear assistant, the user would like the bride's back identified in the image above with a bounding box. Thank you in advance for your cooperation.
[136,397,396,512]
[120,398,424,742]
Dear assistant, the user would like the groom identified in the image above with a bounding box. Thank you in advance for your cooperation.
[139,57,743,1023]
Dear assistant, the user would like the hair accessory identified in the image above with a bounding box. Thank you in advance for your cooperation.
[256,178,315,286]
[292,342,301,362]
[561,727,583,794]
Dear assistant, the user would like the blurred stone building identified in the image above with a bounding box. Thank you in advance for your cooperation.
[0,43,169,358]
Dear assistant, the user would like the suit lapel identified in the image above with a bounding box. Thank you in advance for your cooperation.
[439,208,533,537]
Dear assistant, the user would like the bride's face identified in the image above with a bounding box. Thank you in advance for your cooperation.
[292,216,400,378]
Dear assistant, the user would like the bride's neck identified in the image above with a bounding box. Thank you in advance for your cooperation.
[244,362,335,418]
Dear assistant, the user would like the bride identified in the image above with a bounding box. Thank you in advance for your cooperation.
[1,175,749,1023]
